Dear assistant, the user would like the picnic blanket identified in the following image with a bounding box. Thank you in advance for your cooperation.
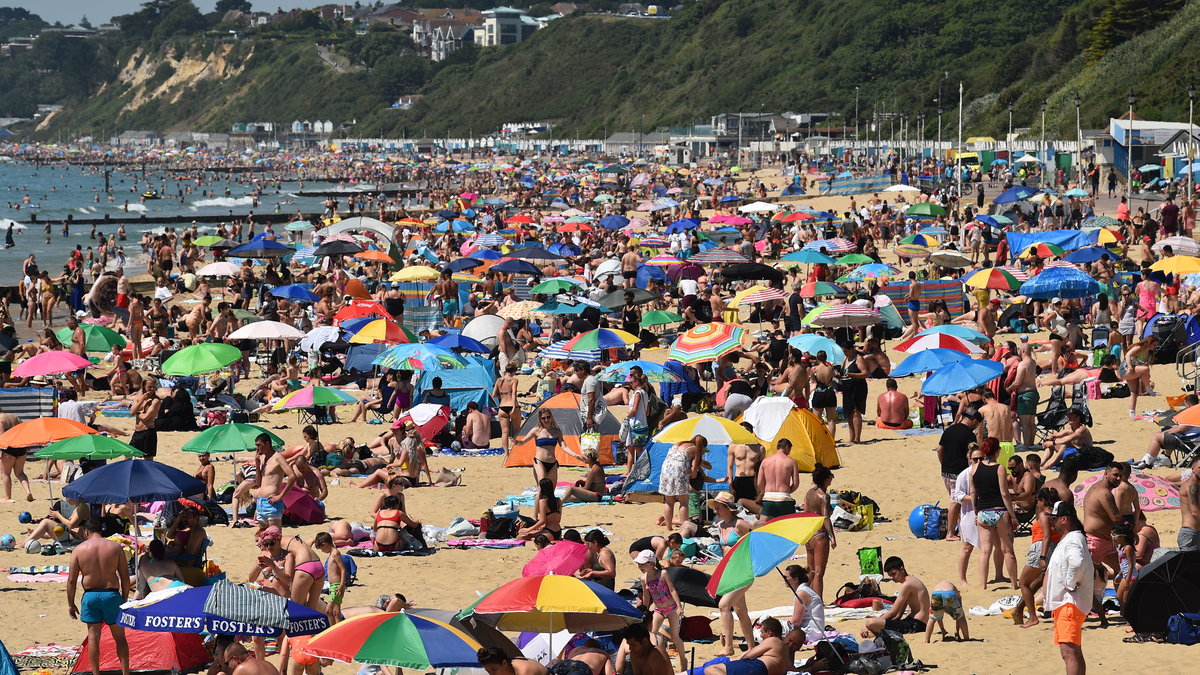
[891,427,941,436]
[719,605,887,623]
[881,279,967,319]
[10,644,81,670]
[7,572,69,582]
[446,539,526,549]
[441,447,505,456]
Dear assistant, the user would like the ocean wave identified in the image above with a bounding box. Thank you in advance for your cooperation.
[190,196,255,208]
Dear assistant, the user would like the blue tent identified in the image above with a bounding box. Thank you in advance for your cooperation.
[780,184,805,196]
[345,343,386,373]
[624,441,728,493]
[1018,267,1100,299]
[636,263,668,288]
[0,637,17,675]
[415,362,496,410]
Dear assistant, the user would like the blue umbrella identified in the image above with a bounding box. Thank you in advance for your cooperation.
[719,195,742,203]
[665,218,701,234]
[119,582,329,637]
[444,258,484,272]
[990,158,1008,166]
[435,219,475,234]
[890,348,969,377]
[993,186,1038,204]
[469,249,502,260]
[534,300,586,315]
[340,316,384,335]
[599,215,630,230]
[1019,266,1100,299]
[919,226,949,236]
[916,325,991,345]
[227,239,292,258]
[974,214,1009,227]
[547,242,580,257]
[427,333,490,353]
[781,250,836,264]
[270,284,319,302]
[599,360,684,383]
[786,334,844,361]
[1064,246,1123,264]
[921,359,1004,395]
[508,245,565,262]
[492,259,541,275]
[63,459,205,503]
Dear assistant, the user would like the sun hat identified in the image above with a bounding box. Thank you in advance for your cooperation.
[633,550,656,565]
[706,491,737,510]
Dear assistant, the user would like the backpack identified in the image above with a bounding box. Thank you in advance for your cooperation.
[645,387,667,428]
[834,578,891,608]
[875,629,913,667]
[485,518,518,539]
[1166,612,1200,645]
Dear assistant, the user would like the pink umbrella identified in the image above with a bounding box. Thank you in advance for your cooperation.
[1072,472,1181,512]
[522,540,589,577]
[12,351,91,378]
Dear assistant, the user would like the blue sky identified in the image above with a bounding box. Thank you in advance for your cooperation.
[5,2,331,26]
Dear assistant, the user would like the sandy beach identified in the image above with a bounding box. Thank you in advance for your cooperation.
[0,170,1194,675]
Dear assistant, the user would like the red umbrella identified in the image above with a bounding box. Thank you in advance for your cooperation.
[522,540,589,577]
[334,299,390,324]
[778,212,814,223]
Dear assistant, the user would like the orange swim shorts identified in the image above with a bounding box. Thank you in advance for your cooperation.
[1052,603,1085,646]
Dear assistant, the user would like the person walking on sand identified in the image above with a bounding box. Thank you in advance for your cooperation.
[68,518,131,675]
[1044,501,1092,675]
[899,272,922,340]
[1008,343,1039,448]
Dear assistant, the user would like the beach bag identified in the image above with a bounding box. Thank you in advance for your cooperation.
[485,518,518,539]
[1166,612,1200,645]
[831,505,861,531]
[1086,379,1102,400]
[918,503,948,540]
[680,615,716,641]
[834,578,887,608]
[1078,445,1115,470]
[857,546,882,576]
[1103,382,1130,398]
[875,630,912,668]
[580,432,601,454]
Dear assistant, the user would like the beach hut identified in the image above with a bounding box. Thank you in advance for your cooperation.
[505,393,619,467]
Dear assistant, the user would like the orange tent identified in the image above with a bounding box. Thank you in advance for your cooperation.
[505,393,619,467]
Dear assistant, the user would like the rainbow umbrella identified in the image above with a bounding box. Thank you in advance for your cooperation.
[894,244,931,259]
[161,343,242,376]
[667,322,747,365]
[305,612,482,669]
[463,575,641,632]
[11,350,91,378]
[706,514,826,596]
[181,423,284,454]
[273,386,357,411]
[372,344,467,370]
[562,328,638,352]
[900,233,939,247]
[451,272,483,284]
[961,267,1022,291]
[645,254,683,267]
[799,281,846,298]
[639,237,670,248]
[1020,243,1064,258]
[348,319,417,345]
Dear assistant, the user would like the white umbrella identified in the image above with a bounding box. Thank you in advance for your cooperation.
[810,304,882,328]
[300,326,341,352]
[1154,236,1200,256]
[738,201,778,213]
[1014,154,1040,164]
[592,258,622,280]
[228,321,305,340]
[929,249,974,269]
[883,184,921,193]
[196,262,242,277]
[462,314,505,348]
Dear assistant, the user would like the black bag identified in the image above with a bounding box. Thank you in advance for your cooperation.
[1103,383,1130,398]
[485,518,518,539]
[1078,445,1115,470]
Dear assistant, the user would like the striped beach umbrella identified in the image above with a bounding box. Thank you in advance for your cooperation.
[739,287,787,304]
[645,254,683,267]
[689,248,750,265]
[475,233,507,248]
[894,244,931,259]
[800,281,847,298]
[809,304,882,328]
[542,339,601,362]
[273,386,357,411]
[305,612,482,669]
[638,237,670,248]
[901,233,939,247]
[961,267,1022,291]
[1020,243,1065,258]
[996,265,1030,281]
[667,322,747,364]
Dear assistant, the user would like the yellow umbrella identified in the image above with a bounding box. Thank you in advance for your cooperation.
[652,414,758,444]
[389,266,441,282]
[497,301,544,320]
[728,285,767,308]
[1149,256,1200,275]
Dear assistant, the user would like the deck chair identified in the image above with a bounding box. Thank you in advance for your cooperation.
[1012,506,1038,537]
[1069,383,1093,427]
[1035,386,1068,443]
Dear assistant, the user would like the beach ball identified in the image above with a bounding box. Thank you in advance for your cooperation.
[0,534,14,550]
[908,504,946,540]
[23,539,41,554]
[17,511,31,524]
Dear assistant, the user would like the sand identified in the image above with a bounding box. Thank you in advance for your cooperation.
[0,178,1194,675]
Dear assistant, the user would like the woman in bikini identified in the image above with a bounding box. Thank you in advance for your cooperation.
[801,464,837,598]
[708,492,754,657]
[515,408,565,486]
[810,351,839,443]
[517,478,562,541]
[251,526,324,610]
[493,364,520,451]
[1123,335,1158,418]
[564,449,608,502]
[374,494,419,552]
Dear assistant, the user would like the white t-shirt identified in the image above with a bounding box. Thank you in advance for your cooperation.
[58,400,97,425]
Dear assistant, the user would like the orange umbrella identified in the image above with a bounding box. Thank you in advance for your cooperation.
[0,417,96,449]
[355,250,395,263]
[344,279,372,300]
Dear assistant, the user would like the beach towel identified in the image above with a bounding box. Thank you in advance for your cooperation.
[10,644,81,670]
[7,572,69,582]
[441,447,505,456]
[3,565,69,574]
[890,428,941,436]
[446,539,526,549]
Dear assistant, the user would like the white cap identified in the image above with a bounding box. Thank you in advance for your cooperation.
[633,550,656,565]
[1051,297,1062,304]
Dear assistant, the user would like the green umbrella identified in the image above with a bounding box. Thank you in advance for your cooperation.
[162,343,243,376]
[56,324,127,352]
[193,235,224,247]
[835,253,874,265]
[35,435,143,460]
[905,202,947,217]
[181,423,284,454]
[641,310,684,327]
[801,303,830,326]
[531,279,580,294]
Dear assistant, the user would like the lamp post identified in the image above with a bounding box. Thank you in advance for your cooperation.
[855,86,860,144]
[1189,84,1196,200]
[917,113,926,159]
[1073,93,1082,189]
[1040,99,1047,187]
[1128,90,1135,205]
[1007,101,1013,166]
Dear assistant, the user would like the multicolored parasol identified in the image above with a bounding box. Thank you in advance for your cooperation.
[304,612,482,669]
[706,514,827,595]
[667,322,747,364]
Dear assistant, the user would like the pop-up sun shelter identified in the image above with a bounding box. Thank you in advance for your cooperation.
[505,392,619,467]
[72,626,209,674]
[414,358,496,410]
[740,397,841,471]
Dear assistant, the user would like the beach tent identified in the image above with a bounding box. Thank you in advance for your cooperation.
[0,638,17,675]
[72,626,209,674]
[415,362,496,411]
[345,343,386,373]
[623,438,729,494]
[739,398,840,471]
[1004,230,1091,261]
[505,393,619,467]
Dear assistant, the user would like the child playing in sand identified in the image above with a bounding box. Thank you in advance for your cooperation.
[924,581,969,643]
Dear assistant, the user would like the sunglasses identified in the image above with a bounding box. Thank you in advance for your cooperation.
[969,456,984,463]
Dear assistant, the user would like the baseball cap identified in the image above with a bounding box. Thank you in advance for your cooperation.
[1051,297,1062,304]
[1049,501,1076,518]
[633,550,656,565]
[961,408,983,422]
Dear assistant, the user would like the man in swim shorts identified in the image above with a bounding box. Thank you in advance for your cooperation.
[1009,343,1039,447]
[254,433,297,529]
[757,439,799,522]
[703,618,805,675]
[68,518,131,675]
[862,556,930,638]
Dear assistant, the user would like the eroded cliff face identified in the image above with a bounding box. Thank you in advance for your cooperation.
[115,43,249,112]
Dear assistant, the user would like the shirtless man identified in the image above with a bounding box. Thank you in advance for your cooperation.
[899,272,922,340]
[1038,409,1093,468]
[782,354,809,407]
[1082,463,1123,576]
[291,454,328,502]
[128,380,162,460]
[757,438,800,522]
[254,433,298,529]
[862,556,930,638]
[497,318,519,372]
[461,401,492,449]
[1007,454,1037,516]
[1180,459,1200,550]
[620,245,640,289]
[493,364,520,450]
[618,624,670,675]
[220,643,279,675]
[128,294,145,359]
[565,641,614,675]
[726,424,763,515]
[978,389,1014,443]
[1008,343,1038,447]
[875,378,912,429]
[68,518,131,675]
[703,618,804,675]
[67,316,89,394]
[1112,462,1143,529]
[477,648,548,675]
